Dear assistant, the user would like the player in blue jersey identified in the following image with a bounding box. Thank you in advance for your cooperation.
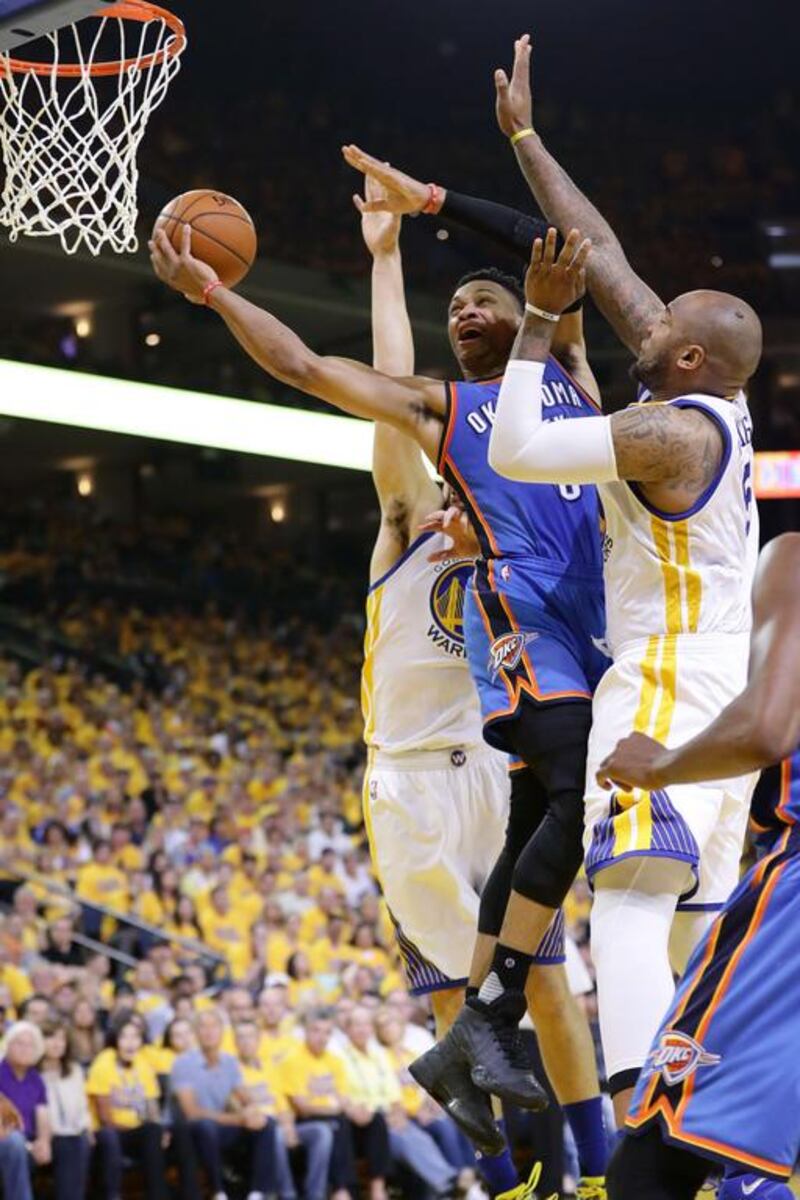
[594,532,800,1200]
[149,188,610,1196]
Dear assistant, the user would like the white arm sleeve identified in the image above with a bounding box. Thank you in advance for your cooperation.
[488,359,619,485]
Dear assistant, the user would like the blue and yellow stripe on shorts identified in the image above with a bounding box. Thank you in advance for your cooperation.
[587,515,703,880]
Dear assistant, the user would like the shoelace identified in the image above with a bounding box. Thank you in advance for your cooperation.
[497,1161,558,1200]
[491,1014,532,1071]
[576,1181,607,1200]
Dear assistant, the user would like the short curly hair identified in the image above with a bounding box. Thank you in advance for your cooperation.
[453,266,525,311]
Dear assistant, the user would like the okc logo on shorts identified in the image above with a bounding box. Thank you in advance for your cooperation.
[649,1030,721,1086]
[489,631,538,679]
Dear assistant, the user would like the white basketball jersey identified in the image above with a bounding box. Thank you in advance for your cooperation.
[600,393,758,657]
[361,533,484,754]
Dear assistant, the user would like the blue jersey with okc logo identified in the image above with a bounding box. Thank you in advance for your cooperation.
[438,358,604,572]
[438,358,608,747]
[751,743,800,839]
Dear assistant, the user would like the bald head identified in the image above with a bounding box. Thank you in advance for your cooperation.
[671,290,762,384]
[634,289,762,400]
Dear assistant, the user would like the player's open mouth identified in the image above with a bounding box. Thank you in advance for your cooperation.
[457,326,483,343]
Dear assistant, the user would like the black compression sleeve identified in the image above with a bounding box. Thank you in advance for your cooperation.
[439,189,582,311]
[439,190,549,264]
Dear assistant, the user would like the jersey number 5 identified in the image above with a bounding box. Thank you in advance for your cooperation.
[741,461,753,536]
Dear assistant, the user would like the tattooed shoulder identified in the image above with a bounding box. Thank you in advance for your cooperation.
[610,404,724,489]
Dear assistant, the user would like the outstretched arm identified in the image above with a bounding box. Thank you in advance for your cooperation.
[355,178,439,523]
[488,230,723,514]
[148,226,445,462]
[597,534,800,790]
[494,35,665,355]
[342,144,599,403]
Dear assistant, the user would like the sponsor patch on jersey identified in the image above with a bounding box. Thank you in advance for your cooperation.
[488,631,539,678]
[428,560,471,656]
[450,749,467,768]
[648,1030,721,1086]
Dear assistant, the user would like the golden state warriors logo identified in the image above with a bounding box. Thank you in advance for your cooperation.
[427,561,471,658]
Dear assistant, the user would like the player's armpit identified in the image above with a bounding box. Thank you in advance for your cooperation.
[610,403,723,495]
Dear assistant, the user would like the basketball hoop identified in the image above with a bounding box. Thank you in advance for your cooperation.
[0,1,186,255]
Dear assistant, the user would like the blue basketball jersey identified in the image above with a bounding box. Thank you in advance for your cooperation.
[750,744,800,838]
[438,358,604,574]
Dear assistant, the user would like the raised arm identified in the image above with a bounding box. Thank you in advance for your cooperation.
[494,35,665,355]
[488,229,723,517]
[356,176,440,546]
[597,534,800,790]
[342,144,600,403]
[148,226,445,465]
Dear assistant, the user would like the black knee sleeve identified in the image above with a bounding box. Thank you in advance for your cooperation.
[506,699,593,909]
[607,1127,711,1200]
[477,768,549,937]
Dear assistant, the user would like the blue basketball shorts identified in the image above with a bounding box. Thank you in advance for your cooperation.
[626,824,800,1179]
[464,555,608,754]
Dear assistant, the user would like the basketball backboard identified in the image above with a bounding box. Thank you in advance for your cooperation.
[0,0,116,51]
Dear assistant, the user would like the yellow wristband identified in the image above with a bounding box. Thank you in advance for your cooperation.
[510,127,534,146]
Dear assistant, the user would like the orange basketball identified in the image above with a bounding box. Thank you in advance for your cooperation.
[153,189,257,288]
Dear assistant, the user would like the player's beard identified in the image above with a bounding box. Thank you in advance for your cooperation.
[630,344,672,392]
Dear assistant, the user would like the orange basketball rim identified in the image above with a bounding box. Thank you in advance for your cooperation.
[2,1,186,77]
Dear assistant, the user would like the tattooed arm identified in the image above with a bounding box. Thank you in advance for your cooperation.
[495,36,665,354]
[609,403,723,509]
[489,230,723,513]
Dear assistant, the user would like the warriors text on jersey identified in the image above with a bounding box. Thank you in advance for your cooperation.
[361,531,483,754]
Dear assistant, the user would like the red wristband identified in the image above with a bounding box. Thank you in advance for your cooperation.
[421,183,444,215]
[202,279,224,306]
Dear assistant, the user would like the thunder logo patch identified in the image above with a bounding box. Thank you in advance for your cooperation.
[648,1030,721,1086]
[488,631,539,679]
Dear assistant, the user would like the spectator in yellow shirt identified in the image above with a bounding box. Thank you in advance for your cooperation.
[86,1016,167,1200]
[0,955,33,1012]
[282,1007,388,1200]
[75,841,129,940]
[219,985,257,1056]
[109,823,144,874]
[198,886,253,981]
[236,1016,336,1200]
[308,916,353,978]
[256,986,298,1068]
[286,951,327,1009]
[307,849,346,899]
[348,924,393,982]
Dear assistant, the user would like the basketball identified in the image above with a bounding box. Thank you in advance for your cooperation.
[153,189,257,288]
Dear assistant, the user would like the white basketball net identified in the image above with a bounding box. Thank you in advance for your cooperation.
[0,10,184,255]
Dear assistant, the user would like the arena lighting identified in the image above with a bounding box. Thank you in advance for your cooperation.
[0,358,792,491]
[0,357,374,472]
[76,471,93,497]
